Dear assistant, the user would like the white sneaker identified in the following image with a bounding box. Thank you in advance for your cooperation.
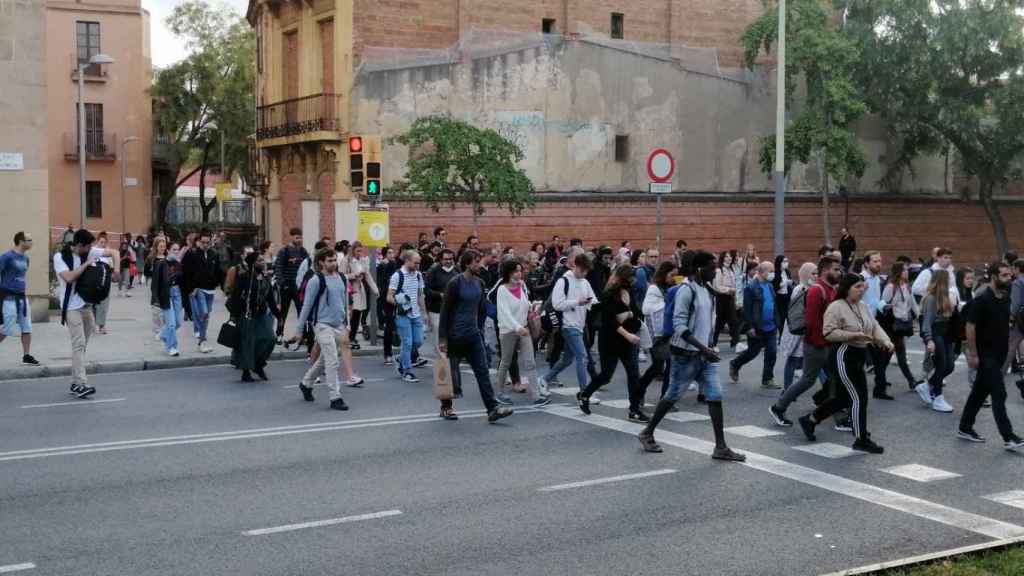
[536,376,550,397]
[735,343,748,353]
[639,351,649,364]
[931,394,954,413]
[199,342,213,354]
[687,382,698,392]
[914,382,933,406]
[154,333,162,342]
[168,348,180,357]
[590,393,602,405]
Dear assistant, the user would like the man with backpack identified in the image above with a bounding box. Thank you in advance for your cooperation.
[388,250,430,383]
[274,228,309,342]
[769,255,842,427]
[53,229,120,398]
[292,247,364,411]
[537,253,598,394]
[638,250,746,462]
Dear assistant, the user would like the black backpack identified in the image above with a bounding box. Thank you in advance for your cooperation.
[60,248,112,324]
[540,276,571,333]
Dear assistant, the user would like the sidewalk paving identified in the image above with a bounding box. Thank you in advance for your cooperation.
[0,285,381,382]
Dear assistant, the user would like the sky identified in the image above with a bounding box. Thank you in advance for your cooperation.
[143,0,249,68]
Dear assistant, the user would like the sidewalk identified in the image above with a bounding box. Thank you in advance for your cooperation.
[0,285,381,382]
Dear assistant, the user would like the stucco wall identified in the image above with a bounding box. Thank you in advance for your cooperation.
[351,37,945,196]
[0,0,51,320]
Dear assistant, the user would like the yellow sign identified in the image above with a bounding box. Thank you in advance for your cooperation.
[215,182,232,202]
[357,205,389,248]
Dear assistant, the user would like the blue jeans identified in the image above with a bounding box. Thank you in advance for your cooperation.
[665,352,723,403]
[731,329,777,384]
[395,314,424,373]
[161,286,184,351]
[544,327,589,391]
[190,290,215,342]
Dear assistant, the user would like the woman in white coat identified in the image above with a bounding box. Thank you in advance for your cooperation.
[495,259,550,407]
[345,242,379,350]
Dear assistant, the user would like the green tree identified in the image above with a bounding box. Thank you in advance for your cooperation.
[742,0,868,241]
[151,0,254,225]
[845,0,1024,254]
[390,116,536,233]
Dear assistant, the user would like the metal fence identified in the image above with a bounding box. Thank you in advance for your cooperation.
[165,197,254,225]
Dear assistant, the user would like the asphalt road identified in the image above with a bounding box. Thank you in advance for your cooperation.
[1,339,1023,576]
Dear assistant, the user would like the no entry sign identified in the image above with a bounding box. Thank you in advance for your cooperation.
[647,148,675,183]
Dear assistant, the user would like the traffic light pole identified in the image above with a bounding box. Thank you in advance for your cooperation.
[367,197,379,347]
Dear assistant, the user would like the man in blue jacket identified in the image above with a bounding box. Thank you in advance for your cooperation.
[730,260,779,389]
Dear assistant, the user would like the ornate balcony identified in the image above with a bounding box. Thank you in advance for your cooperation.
[63,132,117,162]
[255,93,343,146]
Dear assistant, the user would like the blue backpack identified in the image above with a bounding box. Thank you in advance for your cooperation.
[660,283,696,340]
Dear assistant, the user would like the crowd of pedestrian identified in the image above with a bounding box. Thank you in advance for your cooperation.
[4,222,1024,458]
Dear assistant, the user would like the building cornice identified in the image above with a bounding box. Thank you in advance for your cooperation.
[46,1,142,16]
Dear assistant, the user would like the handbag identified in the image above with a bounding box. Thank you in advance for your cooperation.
[527,307,543,341]
[893,317,914,337]
[432,352,454,401]
[217,320,240,349]
[638,320,653,350]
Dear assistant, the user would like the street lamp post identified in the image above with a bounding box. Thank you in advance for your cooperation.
[78,53,115,230]
[773,0,787,257]
[121,136,140,237]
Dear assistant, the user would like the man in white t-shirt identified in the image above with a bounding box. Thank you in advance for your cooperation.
[387,250,430,382]
[53,229,120,398]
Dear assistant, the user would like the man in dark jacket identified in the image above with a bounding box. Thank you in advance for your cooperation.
[729,260,779,389]
[273,227,309,339]
[839,228,857,270]
[424,249,458,350]
[437,250,512,423]
[181,229,223,353]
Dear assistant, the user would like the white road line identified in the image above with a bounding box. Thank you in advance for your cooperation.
[792,443,864,459]
[984,490,1024,510]
[281,378,385,389]
[599,399,632,409]
[243,509,403,536]
[883,464,962,483]
[20,398,125,409]
[0,563,35,574]
[665,411,711,423]
[544,406,1024,540]
[725,425,785,438]
[548,388,579,397]
[819,534,1024,576]
[0,406,552,463]
[538,469,677,492]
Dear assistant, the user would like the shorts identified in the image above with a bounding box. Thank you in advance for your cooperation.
[2,297,32,336]
[664,351,723,403]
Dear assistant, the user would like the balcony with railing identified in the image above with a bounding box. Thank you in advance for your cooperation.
[63,132,118,162]
[69,53,108,82]
[255,93,343,145]
[247,135,269,194]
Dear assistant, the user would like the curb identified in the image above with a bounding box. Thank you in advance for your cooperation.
[0,348,383,383]
[819,534,1024,575]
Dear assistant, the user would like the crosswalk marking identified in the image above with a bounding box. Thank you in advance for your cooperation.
[792,443,864,459]
[600,399,632,409]
[665,411,711,423]
[538,469,677,492]
[548,387,579,397]
[725,425,785,439]
[882,464,962,483]
[984,490,1024,510]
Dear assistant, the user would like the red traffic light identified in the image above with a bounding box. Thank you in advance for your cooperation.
[349,136,363,153]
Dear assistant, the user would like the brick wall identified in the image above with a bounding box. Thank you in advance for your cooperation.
[387,197,1024,267]
[352,0,765,68]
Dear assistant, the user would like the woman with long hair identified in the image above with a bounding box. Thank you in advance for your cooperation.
[712,251,740,349]
[915,269,956,412]
[151,239,184,356]
[577,264,647,421]
[345,242,379,350]
[881,261,923,390]
[639,261,678,399]
[780,262,817,392]
[773,254,794,335]
[147,238,167,342]
[797,273,894,454]
[494,259,549,407]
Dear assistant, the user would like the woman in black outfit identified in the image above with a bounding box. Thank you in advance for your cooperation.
[773,254,794,336]
[578,264,647,421]
[638,261,678,401]
[228,252,280,382]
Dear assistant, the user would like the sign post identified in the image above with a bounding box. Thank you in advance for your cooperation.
[359,204,389,346]
[646,148,675,257]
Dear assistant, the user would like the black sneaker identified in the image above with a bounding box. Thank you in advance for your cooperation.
[872,389,895,401]
[330,398,349,411]
[628,410,650,423]
[834,419,854,433]
[76,385,96,399]
[1005,436,1024,452]
[769,405,793,427]
[299,383,315,402]
[852,437,884,454]
[254,366,269,381]
[957,428,986,443]
[576,392,591,415]
[711,447,747,462]
[487,406,513,423]
[22,354,40,366]
[798,415,817,442]
[412,358,430,369]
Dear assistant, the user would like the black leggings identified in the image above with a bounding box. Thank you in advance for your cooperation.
[813,344,869,441]
[639,357,670,400]
[349,309,364,343]
[713,293,739,348]
[583,338,642,412]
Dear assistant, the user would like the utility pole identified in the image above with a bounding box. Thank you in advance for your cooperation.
[773,0,787,257]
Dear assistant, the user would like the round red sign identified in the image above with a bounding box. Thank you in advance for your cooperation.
[647,149,675,183]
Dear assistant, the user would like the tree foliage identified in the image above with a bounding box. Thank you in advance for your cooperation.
[844,0,1024,254]
[150,0,254,225]
[390,116,535,230]
[741,0,868,185]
